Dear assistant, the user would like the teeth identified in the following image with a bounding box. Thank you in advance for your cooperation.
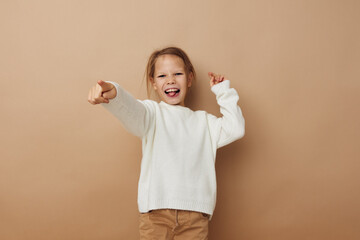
[165,89,179,93]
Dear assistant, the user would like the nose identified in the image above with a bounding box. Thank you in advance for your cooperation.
[166,75,176,84]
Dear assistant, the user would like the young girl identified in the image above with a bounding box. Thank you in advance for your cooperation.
[88,47,245,239]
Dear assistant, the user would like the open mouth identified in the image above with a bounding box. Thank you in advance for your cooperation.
[164,88,180,97]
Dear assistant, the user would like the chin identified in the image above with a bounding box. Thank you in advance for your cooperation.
[166,100,181,105]
[164,97,182,105]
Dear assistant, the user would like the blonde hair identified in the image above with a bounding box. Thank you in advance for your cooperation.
[145,46,196,98]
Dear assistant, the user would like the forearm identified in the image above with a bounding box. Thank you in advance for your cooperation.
[101,81,148,138]
[211,80,245,148]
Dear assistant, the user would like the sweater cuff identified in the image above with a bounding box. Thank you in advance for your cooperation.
[211,79,230,95]
[101,81,123,107]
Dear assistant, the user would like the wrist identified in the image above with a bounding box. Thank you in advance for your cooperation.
[211,80,230,95]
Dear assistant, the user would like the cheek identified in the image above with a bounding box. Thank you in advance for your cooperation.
[155,84,165,94]
[153,81,161,91]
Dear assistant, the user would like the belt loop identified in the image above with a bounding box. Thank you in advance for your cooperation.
[172,209,179,232]
[175,209,179,226]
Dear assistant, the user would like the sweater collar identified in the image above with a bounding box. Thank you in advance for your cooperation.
[159,101,191,111]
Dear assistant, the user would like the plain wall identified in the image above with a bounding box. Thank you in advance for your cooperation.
[1,0,359,239]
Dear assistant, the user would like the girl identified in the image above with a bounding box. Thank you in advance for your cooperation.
[88,47,245,239]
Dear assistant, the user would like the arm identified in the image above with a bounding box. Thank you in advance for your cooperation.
[102,81,151,138]
[88,80,150,138]
[207,73,245,148]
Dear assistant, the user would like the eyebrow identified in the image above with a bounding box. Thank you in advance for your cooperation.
[156,70,185,74]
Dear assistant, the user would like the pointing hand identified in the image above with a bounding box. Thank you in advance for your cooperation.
[88,80,117,105]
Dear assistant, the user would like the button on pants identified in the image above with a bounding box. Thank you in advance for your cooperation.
[139,209,210,240]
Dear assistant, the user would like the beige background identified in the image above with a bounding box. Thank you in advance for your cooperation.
[1,0,359,239]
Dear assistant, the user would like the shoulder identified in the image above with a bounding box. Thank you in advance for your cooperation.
[139,99,158,106]
[137,99,159,109]
[193,109,208,116]
[191,109,219,124]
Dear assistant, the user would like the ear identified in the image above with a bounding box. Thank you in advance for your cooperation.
[187,72,193,87]
[150,77,157,90]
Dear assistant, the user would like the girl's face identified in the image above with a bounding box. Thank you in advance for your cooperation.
[151,54,193,106]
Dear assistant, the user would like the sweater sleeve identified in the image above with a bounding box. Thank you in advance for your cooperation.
[100,81,151,138]
[207,80,245,149]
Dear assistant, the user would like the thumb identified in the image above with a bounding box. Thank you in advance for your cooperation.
[98,80,114,92]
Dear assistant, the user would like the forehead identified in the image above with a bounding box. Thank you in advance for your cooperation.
[154,54,185,72]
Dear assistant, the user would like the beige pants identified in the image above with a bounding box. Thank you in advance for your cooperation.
[139,209,210,240]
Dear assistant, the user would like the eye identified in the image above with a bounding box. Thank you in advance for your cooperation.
[175,73,183,76]
[158,75,166,78]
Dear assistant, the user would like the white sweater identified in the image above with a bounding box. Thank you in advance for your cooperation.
[101,80,245,220]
